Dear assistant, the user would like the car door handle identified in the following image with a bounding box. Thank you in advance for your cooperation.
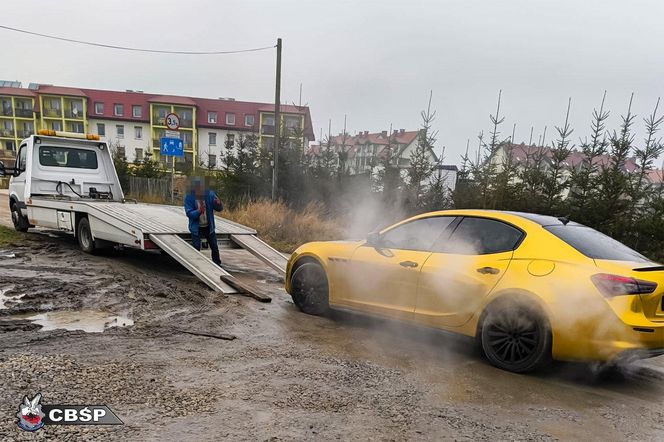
[477,266,500,275]
[399,260,419,268]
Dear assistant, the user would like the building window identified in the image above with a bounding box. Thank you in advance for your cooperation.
[245,114,255,126]
[208,112,217,123]
[97,123,106,136]
[226,133,235,147]
[114,104,124,116]
[115,145,126,158]
[94,102,104,114]
[134,126,142,139]
[208,154,217,168]
[285,116,301,131]
[226,113,235,125]
[51,121,62,131]
[209,132,217,145]
[50,98,61,110]
[1,98,11,116]
[70,101,83,118]
[135,148,144,162]
[116,125,124,138]
[132,105,142,118]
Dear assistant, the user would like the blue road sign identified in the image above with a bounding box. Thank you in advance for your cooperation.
[160,137,184,157]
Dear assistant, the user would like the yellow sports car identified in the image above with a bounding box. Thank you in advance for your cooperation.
[285,210,664,372]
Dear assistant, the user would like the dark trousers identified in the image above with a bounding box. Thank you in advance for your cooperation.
[191,225,221,266]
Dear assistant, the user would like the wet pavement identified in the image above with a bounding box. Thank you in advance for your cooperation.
[0,191,663,441]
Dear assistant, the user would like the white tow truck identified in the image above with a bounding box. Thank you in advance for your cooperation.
[0,130,286,294]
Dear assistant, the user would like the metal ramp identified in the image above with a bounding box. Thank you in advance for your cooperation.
[230,234,288,277]
[150,234,238,294]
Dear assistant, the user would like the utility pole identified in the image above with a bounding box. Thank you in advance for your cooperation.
[271,37,282,201]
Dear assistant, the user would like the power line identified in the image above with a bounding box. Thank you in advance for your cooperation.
[0,24,276,55]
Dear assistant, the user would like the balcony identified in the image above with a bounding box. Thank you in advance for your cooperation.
[0,128,14,138]
[178,119,193,129]
[17,129,33,138]
[1,108,12,117]
[14,108,33,118]
[64,109,84,119]
[43,108,62,118]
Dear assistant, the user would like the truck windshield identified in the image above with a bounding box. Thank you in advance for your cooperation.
[39,146,98,169]
[545,225,649,262]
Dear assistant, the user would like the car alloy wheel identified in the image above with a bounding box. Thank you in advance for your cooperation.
[481,302,551,373]
[290,262,329,315]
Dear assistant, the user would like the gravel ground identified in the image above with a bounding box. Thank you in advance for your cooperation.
[0,204,663,440]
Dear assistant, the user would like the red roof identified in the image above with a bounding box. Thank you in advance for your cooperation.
[0,87,37,98]
[647,169,664,184]
[81,88,151,122]
[504,143,640,173]
[148,95,197,106]
[37,85,86,97]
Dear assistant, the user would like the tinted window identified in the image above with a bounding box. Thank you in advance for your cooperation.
[39,146,98,169]
[380,216,456,251]
[441,217,523,255]
[17,144,26,172]
[545,225,648,262]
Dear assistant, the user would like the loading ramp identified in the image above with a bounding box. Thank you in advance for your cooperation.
[149,234,238,294]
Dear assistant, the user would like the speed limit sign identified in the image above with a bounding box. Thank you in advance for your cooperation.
[165,113,180,130]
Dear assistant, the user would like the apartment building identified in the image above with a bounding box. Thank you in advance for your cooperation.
[0,82,314,171]
[307,128,457,193]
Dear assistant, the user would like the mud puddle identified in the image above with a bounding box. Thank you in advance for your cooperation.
[6,309,134,332]
[0,286,22,309]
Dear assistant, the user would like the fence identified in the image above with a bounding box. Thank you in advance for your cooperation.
[128,176,173,203]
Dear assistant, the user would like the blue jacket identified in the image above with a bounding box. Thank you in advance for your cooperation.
[184,190,223,234]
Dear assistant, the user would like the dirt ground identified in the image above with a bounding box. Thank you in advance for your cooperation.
[0,191,663,441]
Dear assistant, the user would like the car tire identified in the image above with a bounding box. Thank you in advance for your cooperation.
[10,201,29,232]
[76,217,96,254]
[290,262,329,315]
[480,300,551,373]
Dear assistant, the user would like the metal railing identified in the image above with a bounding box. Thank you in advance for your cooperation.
[43,108,62,117]
[14,109,33,118]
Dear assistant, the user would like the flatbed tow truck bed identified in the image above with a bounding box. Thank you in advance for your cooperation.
[27,197,287,294]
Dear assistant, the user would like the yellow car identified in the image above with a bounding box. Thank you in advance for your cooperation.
[285,210,664,373]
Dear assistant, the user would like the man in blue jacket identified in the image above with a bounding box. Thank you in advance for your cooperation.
[184,177,223,266]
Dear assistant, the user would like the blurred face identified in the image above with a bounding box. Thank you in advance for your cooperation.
[193,181,203,196]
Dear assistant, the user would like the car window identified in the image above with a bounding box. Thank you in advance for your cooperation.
[439,217,523,255]
[17,144,27,172]
[39,146,98,169]
[380,216,456,251]
[545,225,649,262]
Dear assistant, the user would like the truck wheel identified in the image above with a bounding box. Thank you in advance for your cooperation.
[10,201,29,232]
[290,262,329,315]
[76,217,96,254]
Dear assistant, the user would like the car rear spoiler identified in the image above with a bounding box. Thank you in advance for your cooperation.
[633,265,664,272]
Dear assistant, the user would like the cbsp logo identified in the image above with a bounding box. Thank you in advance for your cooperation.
[16,393,123,432]
[16,394,45,432]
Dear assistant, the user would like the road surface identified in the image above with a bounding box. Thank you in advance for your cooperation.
[0,190,662,441]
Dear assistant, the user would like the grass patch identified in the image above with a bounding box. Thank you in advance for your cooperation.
[0,225,24,247]
[223,200,344,253]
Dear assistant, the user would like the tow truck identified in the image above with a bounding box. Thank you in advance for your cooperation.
[0,130,286,295]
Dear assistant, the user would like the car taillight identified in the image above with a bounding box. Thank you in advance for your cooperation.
[591,273,658,297]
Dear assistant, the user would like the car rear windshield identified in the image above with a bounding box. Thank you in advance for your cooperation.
[39,146,98,169]
[545,225,649,262]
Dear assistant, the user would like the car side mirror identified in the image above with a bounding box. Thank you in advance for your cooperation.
[366,231,382,247]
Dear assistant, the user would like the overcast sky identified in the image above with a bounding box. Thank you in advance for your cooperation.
[4,0,664,164]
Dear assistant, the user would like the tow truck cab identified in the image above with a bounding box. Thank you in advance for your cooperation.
[1,130,123,232]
